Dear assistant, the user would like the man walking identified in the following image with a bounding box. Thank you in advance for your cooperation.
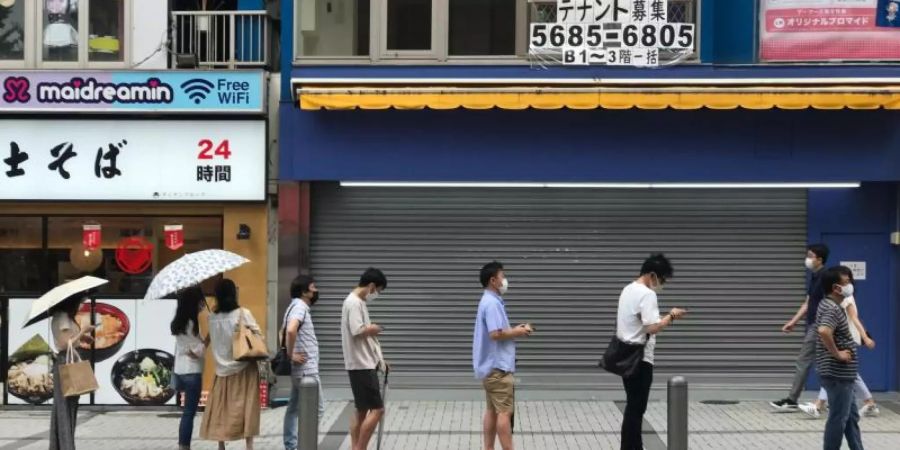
[616,254,686,450]
[473,261,533,450]
[771,244,829,411]
[816,266,863,450]
[341,268,388,450]
[282,275,323,450]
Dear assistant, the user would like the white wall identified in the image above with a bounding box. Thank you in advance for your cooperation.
[131,0,168,69]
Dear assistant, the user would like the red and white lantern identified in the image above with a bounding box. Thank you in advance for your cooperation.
[82,224,101,251]
[164,224,184,250]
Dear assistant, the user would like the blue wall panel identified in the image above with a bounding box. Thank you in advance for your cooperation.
[279,106,900,183]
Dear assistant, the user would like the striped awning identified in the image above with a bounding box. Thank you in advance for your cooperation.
[294,78,900,111]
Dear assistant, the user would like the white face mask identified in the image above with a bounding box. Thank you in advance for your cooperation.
[649,273,664,293]
[804,257,816,270]
[840,283,854,298]
[367,290,380,302]
[499,278,509,295]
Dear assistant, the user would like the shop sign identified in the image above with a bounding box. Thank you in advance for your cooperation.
[0,120,265,201]
[529,0,696,66]
[0,71,264,113]
[760,0,900,61]
[164,225,185,251]
[841,261,867,280]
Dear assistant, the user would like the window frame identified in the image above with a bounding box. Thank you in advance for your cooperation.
[5,0,134,69]
[293,0,701,65]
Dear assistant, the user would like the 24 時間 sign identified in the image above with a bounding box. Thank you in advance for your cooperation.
[0,71,264,113]
[0,120,265,201]
[530,0,695,66]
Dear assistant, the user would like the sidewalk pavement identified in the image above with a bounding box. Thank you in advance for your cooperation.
[1,396,899,449]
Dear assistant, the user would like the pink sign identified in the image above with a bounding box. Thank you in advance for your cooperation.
[760,0,900,61]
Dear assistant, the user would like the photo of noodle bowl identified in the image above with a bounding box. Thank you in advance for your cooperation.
[76,303,130,362]
[111,349,175,405]
[7,353,55,405]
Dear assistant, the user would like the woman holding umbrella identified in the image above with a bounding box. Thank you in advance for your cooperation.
[23,276,107,450]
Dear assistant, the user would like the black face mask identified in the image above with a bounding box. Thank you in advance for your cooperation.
[309,291,320,305]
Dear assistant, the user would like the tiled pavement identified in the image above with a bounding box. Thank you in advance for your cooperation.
[1,398,899,449]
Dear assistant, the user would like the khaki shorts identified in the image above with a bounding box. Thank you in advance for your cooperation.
[482,369,515,414]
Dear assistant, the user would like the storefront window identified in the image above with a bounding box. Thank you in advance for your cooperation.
[46,216,223,296]
[88,0,124,62]
[296,0,370,57]
[42,0,79,62]
[0,217,43,294]
[0,0,26,61]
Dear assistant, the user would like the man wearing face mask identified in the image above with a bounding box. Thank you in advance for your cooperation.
[815,266,863,450]
[282,275,323,450]
[473,261,533,450]
[341,267,388,450]
[616,253,686,450]
[771,243,830,412]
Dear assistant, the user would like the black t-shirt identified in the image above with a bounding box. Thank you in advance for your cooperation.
[806,269,825,325]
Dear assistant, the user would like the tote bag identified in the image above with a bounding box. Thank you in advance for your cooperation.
[233,308,269,361]
[60,341,99,397]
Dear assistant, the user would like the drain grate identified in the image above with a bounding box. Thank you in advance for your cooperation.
[157,413,183,418]
[700,400,740,405]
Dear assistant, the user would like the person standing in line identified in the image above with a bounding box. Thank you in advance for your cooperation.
[282,275,325,450]
[473,261,533,450]
[200,279,262,450]
[49,295,95,450]
[171,286,209,450]
[815,266,864,450]
[771,244,830,411]
[800,287,880,419]
[616,254,686,450]
[341,268,388,450]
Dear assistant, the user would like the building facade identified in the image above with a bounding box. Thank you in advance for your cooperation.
[0,0,275,406]
[277,0,900,392]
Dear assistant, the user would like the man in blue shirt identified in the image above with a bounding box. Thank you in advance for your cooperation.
[771,243,829,411]
[473,261,533,450]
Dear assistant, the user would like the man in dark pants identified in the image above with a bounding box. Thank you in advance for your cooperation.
[771,243,829,411]
[616,254,686,450]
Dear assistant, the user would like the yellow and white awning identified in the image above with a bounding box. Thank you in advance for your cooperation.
[294,78,900,111]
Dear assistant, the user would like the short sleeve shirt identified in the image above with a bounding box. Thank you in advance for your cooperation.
[472,290,515,380]
[340,293,380,371]
[284,298,319,376]
[815,298,858,381]
[616,282,661,365]
[806,269,825,325]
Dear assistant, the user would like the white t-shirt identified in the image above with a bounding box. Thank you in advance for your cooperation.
[616,281,661,365]
[840,296,862,345]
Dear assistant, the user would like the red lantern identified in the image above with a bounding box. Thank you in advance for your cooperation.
[115,237,153,275]
[164,224,184,251]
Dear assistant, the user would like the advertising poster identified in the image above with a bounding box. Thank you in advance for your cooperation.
[760,0,900,61]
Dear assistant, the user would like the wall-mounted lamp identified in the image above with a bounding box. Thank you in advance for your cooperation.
[237,224,251,240]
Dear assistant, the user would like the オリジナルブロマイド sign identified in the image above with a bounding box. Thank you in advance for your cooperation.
[0,71,264,113]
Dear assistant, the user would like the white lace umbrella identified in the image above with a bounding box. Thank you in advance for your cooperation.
[143,249,250,300]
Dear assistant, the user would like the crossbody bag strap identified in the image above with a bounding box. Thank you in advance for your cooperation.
[280,303,298,349]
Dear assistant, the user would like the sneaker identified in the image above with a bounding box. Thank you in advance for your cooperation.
[799,403,822,419]
[769,398,799,412]
[860,403,881,418]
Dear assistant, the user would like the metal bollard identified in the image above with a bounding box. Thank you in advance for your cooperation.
[667,376,688,450]
[299,376,320,450]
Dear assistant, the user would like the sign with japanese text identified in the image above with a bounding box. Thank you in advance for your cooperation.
[0,71,264,113]
[529,0,695,66]
[760,0,900,61]
[0,120,265,201]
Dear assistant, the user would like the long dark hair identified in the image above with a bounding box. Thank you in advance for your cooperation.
[51,293,85,320]
[214,278,239,313]
[171,286,204,336]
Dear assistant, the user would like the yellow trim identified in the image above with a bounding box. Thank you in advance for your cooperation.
[297,87,900,111]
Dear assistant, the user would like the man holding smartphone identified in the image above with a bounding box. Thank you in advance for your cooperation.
[472,261,533,450]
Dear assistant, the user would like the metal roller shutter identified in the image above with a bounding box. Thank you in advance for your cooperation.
[310,183,807,389]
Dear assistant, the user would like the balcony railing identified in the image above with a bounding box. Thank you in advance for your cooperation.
[171,11,270,69]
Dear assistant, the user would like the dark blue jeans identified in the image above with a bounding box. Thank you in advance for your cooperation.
[821,377,864,450]
[174,373,202,447]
